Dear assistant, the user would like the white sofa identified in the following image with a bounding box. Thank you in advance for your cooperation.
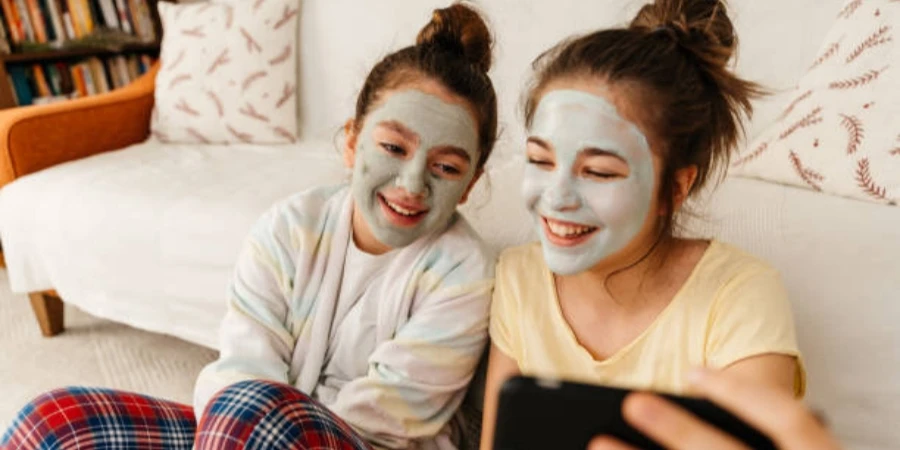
[1,1,898,448]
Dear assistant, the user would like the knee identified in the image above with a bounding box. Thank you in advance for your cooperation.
[196,381,363,450]
[196,380,315,448]
[202,380,313,420]
[2,387,93,448]
[13,386,87,423]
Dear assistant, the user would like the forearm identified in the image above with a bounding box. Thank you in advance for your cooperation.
[331,283,492,447]
[193,300,293,416]
[195,215,298,416]
[480,344,521,450]
[723,353,799,396]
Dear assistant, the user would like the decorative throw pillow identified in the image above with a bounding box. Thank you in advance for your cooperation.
[732,0,899,205]
[151,0,299,144]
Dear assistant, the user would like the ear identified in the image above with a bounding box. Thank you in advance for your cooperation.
[343,119,359,169]
[458,168,484,205]
[670,165,699,212]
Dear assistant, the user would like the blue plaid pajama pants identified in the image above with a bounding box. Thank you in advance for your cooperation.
[1,380,371,449]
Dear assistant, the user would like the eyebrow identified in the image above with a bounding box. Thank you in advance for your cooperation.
[580,147,627,163]
[528,138,625,163]
[378,120,420,144]
[433,146,472,163]
[527,137,552,151]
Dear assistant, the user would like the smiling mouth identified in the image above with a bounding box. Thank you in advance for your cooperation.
[542,217,599,247]
[378,193,428,227]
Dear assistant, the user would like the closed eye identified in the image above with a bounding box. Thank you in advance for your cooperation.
[527,158,554,169]
[584,169,623,180]
[526,137,555,170]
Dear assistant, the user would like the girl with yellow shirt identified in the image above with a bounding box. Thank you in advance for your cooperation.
[481,0,804,446]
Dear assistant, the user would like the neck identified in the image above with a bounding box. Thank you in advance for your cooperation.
[351,206,392,255]
[561,233,674,308]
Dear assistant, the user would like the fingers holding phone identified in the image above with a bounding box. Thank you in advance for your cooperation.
[589,370,841,450]
[689,369,841,450]
[588,392,750,450]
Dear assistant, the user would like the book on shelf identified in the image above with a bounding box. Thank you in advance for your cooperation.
[0,0,155,51]
[44,0,65,42]
[7,63,30,104]
[0,1,11,53]
[12,0,34,43]
[6,52,153,105]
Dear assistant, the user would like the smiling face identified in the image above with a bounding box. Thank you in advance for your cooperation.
[345,82,482,253]
[524,84,658,276]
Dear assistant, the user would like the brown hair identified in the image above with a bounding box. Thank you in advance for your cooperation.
[353,3,498,169]
[525,0,764,236]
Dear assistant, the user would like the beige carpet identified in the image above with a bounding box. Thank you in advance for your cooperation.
[0,270,218,431]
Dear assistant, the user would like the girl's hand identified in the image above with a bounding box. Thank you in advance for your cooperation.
[588,369,841,450]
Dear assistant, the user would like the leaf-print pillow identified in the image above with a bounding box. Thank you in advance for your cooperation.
[732,0,899,206]
[151,0,299,144]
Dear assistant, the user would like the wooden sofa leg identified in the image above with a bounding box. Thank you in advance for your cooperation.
[29,292,64,337]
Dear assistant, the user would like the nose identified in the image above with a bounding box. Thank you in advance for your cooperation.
[396,163,429,197]
[545,177,581,211]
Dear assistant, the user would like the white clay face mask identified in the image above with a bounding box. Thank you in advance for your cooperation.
[351,90,480,249]
[523,89,655,275]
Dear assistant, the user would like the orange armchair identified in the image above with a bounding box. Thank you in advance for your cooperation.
[0,63,159,189]
[0,63,159,336]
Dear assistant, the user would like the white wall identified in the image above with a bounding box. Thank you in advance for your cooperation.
[297,0,846,162]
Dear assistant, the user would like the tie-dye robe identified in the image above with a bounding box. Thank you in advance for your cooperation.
[194,185,494,449]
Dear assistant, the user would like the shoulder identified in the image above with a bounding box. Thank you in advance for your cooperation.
[699,243,802,380]
[697,241,792,316]
[425,215,497,279]
[493,242,548,302]
[497,242,545,277]
[490,243,550,334]
[242,185,348,262]
[252,185,348,237]
[269,185,347,224]
[698,241,783,291]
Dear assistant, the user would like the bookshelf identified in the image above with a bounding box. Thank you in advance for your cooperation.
[0,0,165,109]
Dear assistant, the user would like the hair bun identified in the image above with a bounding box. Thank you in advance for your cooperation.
[631,0,737,66]
[416,3,494,73]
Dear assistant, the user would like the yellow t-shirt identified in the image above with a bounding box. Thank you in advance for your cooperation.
[490,241,805,396]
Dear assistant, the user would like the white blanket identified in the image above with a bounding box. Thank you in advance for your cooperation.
[0,140,348,347]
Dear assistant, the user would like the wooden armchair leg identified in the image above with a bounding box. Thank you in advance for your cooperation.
[29,292,64,337]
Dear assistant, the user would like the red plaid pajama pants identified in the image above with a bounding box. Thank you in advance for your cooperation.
[1,380,371,450]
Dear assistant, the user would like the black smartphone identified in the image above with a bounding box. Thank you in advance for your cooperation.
[493,376,776,450]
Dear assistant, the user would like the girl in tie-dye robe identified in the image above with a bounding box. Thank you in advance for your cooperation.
[2,3,499,449]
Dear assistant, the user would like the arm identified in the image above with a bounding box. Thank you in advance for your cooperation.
[706,268,805,396]
[0,63,157,188]
[479,344,521,450]
[193,206,296,416]
[329,260,494,449]
[723,353,797,395]
[479,250,524,449]
[589,369,841,450]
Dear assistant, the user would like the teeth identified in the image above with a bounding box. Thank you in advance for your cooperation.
[546,220,596,238]
[386,199,420,217]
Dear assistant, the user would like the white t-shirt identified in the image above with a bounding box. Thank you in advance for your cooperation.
[316,236,396,404]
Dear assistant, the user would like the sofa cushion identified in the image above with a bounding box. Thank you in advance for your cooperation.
[152,0,300,144]
[733,0,899,205]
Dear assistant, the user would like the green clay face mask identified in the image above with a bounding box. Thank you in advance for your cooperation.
[351,90,480,249]
[523,89,655,275]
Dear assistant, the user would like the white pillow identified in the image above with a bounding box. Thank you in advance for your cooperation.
[151,0,299,144]
[732,0,899,206]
